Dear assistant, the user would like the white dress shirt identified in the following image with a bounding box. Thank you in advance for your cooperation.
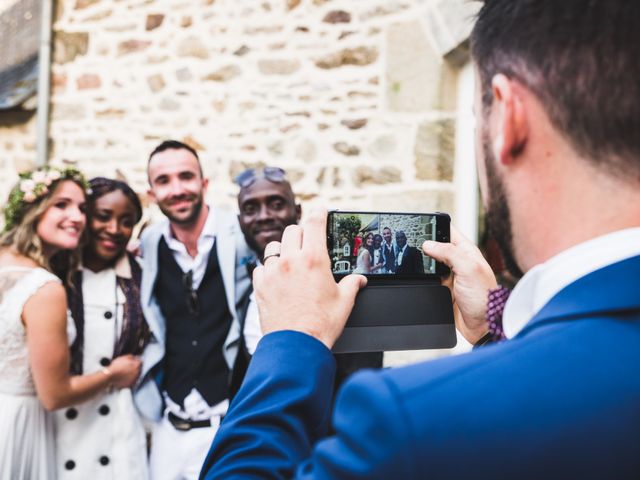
[242,258,265,355]
[244,292,262,355]
[503,227,640,338]
[396,244,407,267]
[382,240,395,273]
[161,206,216,290]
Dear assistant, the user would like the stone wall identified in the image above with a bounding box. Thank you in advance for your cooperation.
[0,107,37,201]
[0,0,481,362]
[378,213,435,248]
[1,0,480,220]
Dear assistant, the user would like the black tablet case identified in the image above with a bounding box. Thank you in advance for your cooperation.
[332,283,456,353]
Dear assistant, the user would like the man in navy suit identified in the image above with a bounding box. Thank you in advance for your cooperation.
[201,1,640,478]
[394,230,425,274]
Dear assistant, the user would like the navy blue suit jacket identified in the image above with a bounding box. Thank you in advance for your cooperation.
[201,256,640,479]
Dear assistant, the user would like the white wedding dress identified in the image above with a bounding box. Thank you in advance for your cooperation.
[352,249,370,274]
[0,266,60,480]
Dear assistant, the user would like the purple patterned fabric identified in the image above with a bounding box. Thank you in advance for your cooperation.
[486,285,510,342]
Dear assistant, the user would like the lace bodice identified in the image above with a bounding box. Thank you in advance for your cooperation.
[0,266,61,396]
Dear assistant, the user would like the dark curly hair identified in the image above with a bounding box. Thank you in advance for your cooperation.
[88,177,143,223]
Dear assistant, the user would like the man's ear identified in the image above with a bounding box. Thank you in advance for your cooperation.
[202,177,209,193]
[295,204,302,223]
[491,74,528,165]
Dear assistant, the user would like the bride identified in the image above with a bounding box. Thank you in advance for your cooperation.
[0,167,141,480]
[352,233,383,274]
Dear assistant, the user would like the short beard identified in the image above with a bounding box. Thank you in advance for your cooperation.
[483,133,524,280]
[161,194,204,226]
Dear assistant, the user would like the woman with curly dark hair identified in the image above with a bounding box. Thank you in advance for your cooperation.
[54,177,150,479]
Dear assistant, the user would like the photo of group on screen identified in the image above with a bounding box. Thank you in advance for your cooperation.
[331,213,437,275]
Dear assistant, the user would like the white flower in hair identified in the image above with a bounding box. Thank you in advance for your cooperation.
[48,170,61,181]
[32,170,46,183]
[23,192,37,202]
[20,179,36,193]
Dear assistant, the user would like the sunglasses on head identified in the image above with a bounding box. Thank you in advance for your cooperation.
[234,166,287,188]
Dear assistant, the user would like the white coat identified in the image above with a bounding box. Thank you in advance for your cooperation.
[55,257,148,479]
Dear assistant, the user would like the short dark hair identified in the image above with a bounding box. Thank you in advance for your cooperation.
[471,0,640,177]
[149,139,199,162]
[147,140,203,180]
[88,177,143,223]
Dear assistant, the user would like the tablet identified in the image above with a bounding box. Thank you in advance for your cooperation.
[332,283,456,353]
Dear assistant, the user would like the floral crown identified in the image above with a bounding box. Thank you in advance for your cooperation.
[3,166,91,232]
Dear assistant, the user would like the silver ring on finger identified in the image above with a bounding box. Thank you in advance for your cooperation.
[263,252,280,262]
[263,241,282,263]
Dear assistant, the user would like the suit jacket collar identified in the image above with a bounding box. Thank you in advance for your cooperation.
[517,255,640,338]
[504,227,640,337]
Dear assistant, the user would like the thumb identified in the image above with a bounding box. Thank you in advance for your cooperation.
[422,240,456,267]
[338,274,367,303]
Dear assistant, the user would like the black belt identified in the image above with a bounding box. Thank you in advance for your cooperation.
[167,412,223,431]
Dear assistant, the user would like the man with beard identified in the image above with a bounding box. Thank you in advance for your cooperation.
[234,167,382,391]
[233,167,302,357]
[381,227,396,273]
[201,1,640,478]
[134,140,251,480]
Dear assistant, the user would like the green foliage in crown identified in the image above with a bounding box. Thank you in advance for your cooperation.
[3,166,91,232]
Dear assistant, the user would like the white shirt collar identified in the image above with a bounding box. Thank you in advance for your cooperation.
[159,206,217,289]
[77,252,132,279]
[161,205,216,253]
[503,227,640,338]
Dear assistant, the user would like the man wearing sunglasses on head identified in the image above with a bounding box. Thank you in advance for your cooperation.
[134,140,252,480]
[233,166,383,396]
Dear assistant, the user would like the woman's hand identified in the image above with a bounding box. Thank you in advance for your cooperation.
[108,355,142,389]
[26,282,143,410]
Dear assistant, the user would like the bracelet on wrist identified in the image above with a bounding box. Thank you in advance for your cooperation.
[101,367,114,389]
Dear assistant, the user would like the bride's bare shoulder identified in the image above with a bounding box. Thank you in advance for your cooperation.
[0,248,40,269]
